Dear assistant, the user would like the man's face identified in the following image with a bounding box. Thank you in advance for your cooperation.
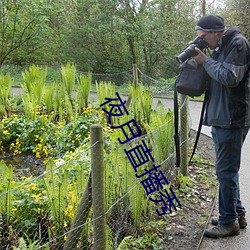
[196,30,222,49]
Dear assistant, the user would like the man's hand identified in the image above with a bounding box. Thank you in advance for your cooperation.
[192,47,207,64]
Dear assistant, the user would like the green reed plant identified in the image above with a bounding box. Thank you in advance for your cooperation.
[0,161,14,222]
[76,72,92,113]
[52,82,73,122]
[96,81,117,125]
[145,100,175,165]
[21,65,47,118]
[129,83,152,124]
[141,89,153,124]
[43,84,55,114]
[96,81,116,105]
[105,127,151,226]
[61,63,76,103]
[0,73,12,117]
[43,159,69,235]
[52,63,77,121]
[53,83,65,121]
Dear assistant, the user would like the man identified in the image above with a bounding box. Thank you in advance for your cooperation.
[192,15,250,238]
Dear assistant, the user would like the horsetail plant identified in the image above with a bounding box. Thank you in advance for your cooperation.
[0,161,14,223]
[76,72,92,113]
[96,81,117,125]
[129,83,152,124]
[21,65,47,118]
[43,84,56,114]
[145,100,175,166]
[60,63,76,103]
[43,159,69,239]
[0,73,12,117]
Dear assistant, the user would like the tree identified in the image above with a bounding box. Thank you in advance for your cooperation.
[220,0,250,39]
[0,0,50,65]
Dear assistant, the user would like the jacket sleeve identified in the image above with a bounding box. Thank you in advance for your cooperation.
[203,38,250,87]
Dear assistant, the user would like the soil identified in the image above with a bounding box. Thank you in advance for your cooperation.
[0,152,45,180]
[160,130,217,250]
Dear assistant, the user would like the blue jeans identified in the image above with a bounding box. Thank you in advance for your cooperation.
[211,126,249,225]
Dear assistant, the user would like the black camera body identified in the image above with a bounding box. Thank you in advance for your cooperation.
[176,36,208,63]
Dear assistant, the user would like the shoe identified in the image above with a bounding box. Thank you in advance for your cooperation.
[204,222,240,238]
[211,214,247,229]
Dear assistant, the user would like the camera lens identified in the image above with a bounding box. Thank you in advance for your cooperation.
[176,36,208,63]
[176,45,198,63]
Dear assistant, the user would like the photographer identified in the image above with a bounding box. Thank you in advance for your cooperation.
[192,15,250,238]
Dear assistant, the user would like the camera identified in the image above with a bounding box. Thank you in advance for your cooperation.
[176,36,208,64]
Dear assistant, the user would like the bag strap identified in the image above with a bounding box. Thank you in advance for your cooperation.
[174,80,180,168]
[189,91,208,164]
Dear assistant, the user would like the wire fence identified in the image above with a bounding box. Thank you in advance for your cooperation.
[0,66,190,249]
[0,64,174,96]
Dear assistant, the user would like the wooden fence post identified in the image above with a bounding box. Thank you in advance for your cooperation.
[126,64,138,109]
[133,64,138,85]
[91,124,106,250]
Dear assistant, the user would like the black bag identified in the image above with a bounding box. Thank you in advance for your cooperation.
[175,58,209,97]
[174,58,209,168]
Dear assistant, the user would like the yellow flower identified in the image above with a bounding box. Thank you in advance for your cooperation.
[12,207,17,212]
[26,183,37,191]
[3,130,9,135]
[32,193,42,201]
[36,152,41,159]
[42,147,49,157]
[14,149,22,155]
[65,205,74,218]
[71,195,76,204]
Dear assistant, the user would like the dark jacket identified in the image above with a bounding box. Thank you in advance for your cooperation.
[203,26,250,128]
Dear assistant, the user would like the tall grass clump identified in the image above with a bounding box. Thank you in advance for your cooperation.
[61,63,76,103]
[76,72,92,113]
[96,81,117,125]
[129,83,152,124]
[145,100,175,166]
[43,84,56,114]
[21,65,47,118]
[0,73,12,117]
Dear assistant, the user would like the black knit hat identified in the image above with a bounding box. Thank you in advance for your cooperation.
[195,15,225,32]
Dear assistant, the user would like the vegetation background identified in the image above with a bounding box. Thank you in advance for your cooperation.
[0,0,248,82]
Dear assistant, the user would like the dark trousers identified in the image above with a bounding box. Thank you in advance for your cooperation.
[211,126,249,225]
